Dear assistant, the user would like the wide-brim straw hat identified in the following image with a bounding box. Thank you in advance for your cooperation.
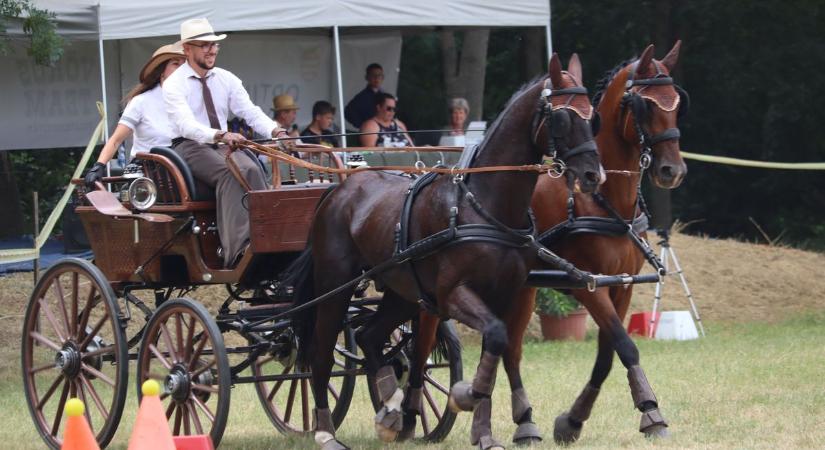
[139,43,185,83]
[272,94,300,112]
[180,18,227,43]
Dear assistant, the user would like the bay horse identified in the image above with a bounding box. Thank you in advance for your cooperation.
[509,42,688,444]
[406,42,689,446]
[287,54,603,450]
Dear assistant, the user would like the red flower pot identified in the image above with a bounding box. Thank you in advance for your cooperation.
[538,309,588,341]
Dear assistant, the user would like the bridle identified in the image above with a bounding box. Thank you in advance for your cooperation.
[621,61,689,171]
[532,77,599,177]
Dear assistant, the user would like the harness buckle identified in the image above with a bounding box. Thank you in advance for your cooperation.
[414,160,426,171]
[640,153,652,170]
[547,160,566,178]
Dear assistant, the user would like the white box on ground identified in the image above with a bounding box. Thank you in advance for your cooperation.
[654,311,699,341]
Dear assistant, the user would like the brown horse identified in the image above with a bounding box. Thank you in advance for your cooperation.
[515,42,687,444]
[407,42,689,446]
[287,54,603,450]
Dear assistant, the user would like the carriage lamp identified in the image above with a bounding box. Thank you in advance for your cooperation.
[128,177,158,210]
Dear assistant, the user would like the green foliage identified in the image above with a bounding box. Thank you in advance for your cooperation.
[0,0,64,66]
[534,288,581,317]
[9,148,84,233]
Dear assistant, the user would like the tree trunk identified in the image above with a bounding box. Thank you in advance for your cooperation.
[522,28,546,80]
[441,28,490,121]
[0,152,24,238]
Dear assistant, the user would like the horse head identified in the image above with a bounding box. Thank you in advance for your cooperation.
[535,53,604,194]
[598,41,688,188]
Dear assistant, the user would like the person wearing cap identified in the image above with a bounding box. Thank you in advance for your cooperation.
[163,18,288,268]
[83,43,185,188]
[272,94,300,138]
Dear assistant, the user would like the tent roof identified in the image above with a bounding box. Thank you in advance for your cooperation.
[28,0,549,40]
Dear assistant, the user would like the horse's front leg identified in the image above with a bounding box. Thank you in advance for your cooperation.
[502,287,542,446]
[445,284,506,450]
[355,290,420,443]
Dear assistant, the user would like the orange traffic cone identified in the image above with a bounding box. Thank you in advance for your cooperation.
[127,380,176,450]
[173,435,215,450]
[61,398,100,450]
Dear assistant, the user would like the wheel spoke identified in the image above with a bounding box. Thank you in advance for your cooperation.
[191,383,219,394]
[36,373,65,409]
[82,345,116,360]
[423,373,449,395]
[166,402,177,420]
[190,393,215,422]
[327,382,340,402]
[266,364,291,401]
[182,403,191,435]
[188,333,208,371]
[191,359,216,379]
[77,287,96,336]
[148,343,174,370]
[184,316,196,361]
[78,312,109,350]
[81,362,115,387]
[188,400,204,434]
[283,380,298,423]
[52,276,72,340]
[74,379,94,431]
[174,314,184,363]
[420,399,431,436]
[173,404,182,435]
[301,378,310,432]
[422,385,443,421]
[159,323,180,364]
[29,361,58,375]
[79,374,110,422]
[50,378,70,436]
[38,297,66,342]
[30,331,62,352]
[70,272,79,337]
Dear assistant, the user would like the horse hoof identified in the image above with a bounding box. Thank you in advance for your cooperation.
[477,435,506,450]
[374,406,403,442]
[448,380,476,412]
[553,412,583,445]
[512,421,542,446]
[644,424,670,439]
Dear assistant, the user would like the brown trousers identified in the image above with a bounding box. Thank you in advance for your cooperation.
[174,140,267,267]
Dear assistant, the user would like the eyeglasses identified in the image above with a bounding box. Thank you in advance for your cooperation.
[188,42,220,51]
[384,106,396,112]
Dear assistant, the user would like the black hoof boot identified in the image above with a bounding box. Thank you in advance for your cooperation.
[553,412,583,445]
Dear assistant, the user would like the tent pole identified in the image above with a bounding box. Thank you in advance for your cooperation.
[545,0,553,58]
[333,25,347,149]
[97,4,110,180]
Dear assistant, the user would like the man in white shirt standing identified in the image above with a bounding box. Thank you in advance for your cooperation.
[165,18,286,267]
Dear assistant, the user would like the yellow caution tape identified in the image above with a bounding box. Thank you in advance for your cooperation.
[0,102,105,265]
[682,151,825,170]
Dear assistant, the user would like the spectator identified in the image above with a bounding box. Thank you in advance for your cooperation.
[301,101,340,148]
[272,94,300,137]
[360,93,413,147]
[345,63,384,129]
[447,97,470,136]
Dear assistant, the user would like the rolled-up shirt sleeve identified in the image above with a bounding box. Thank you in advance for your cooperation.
[226,72,279,137]
[164,73,219,144]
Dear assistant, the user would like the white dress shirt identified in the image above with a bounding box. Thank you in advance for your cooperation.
[163,61,279,144]
[119,85,174,158]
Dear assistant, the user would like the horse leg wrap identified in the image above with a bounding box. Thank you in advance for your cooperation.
[314,408,349,450]
[397,387,423,441]
[470,397,499,447]
[627,365,658,410]
[510,388,542,445]
[569,383,601,423]
[449,352,499,413]
[374,365,403,441]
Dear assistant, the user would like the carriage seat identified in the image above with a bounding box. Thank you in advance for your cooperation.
[149,147,216,201]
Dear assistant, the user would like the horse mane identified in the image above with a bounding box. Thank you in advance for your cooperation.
[591,57,637,110]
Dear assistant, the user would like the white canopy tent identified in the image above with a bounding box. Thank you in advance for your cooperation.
[1,0,552,150]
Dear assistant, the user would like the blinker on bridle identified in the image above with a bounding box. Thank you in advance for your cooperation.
[536,78,598,178]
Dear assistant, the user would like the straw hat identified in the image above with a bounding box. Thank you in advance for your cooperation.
[179,18,227,43]
[272,94,300,112]
[139,43,185,83]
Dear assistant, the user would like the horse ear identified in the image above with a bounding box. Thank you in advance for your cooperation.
[549,53,563,88]
[567,53,583,84]
[661,40,682,72]
[636,44,655,77]
[597,67,630,122]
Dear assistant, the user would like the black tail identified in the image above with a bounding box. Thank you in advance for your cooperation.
[433,320,462,364]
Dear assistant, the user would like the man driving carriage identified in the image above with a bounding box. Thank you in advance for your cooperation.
[164,18,289,267]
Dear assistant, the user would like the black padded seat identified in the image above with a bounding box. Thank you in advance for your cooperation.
[149,147,216,201]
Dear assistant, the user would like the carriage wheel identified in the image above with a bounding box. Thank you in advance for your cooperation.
[21,258,128,449]
[136,298,231,446]
[252,325,358,434]
[367,320,463,442]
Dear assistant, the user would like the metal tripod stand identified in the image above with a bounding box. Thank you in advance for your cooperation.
[649,228,706,337]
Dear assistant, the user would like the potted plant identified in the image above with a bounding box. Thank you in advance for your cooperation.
[535,288,588,341]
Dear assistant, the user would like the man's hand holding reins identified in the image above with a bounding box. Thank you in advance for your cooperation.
[216,131,247,147]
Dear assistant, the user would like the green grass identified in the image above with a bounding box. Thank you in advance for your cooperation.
[5,314,825,449]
